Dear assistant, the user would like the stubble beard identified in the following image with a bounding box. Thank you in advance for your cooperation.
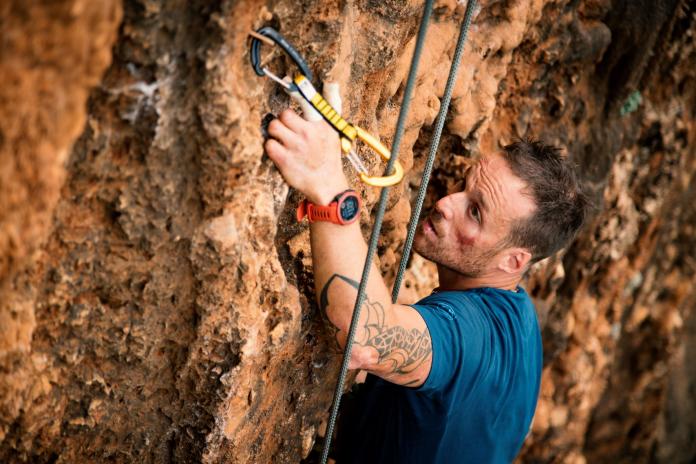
[413,228,503,278]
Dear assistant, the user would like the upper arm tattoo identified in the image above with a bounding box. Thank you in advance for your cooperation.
[319,274,432,378]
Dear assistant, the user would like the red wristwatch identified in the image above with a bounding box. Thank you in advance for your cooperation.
[296,190,362,225]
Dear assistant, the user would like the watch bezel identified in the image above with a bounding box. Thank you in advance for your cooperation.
[334,190,361,225]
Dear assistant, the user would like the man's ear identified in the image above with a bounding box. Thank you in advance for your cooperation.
[497,248,532,274]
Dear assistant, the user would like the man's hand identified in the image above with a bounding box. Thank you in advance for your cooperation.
[265,109,349,205]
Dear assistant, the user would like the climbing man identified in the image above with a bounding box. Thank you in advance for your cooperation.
[264,95,590,462]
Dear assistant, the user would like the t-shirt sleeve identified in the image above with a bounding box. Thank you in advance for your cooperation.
[410,295,489,395]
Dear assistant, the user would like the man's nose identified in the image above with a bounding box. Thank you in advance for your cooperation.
[433,197,454,221]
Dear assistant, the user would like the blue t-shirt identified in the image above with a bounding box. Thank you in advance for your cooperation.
[333,287,542,464]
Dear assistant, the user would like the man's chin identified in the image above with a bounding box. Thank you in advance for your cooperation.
[412,242,484,278]
[412,238,434,262]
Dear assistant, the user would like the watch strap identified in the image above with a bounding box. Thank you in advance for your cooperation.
[296,189,360,225]
[296,199,341,223]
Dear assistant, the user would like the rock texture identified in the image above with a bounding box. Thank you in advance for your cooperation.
[0,0,694,463]
[0,0,122,454]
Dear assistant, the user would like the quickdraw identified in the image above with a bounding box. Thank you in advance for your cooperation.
[249,27,404,188]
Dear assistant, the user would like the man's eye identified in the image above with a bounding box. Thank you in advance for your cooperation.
[470,204,481,223]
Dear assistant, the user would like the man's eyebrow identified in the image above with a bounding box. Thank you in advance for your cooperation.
[474,189,489,213]
[467,166,489,213]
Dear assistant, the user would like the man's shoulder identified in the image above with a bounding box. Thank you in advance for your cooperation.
[414,286,532,309]
[413,286,538,336]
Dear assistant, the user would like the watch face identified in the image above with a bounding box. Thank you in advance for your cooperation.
[339,195,360,222]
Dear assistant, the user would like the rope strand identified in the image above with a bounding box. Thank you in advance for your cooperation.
[319,1,435,461]
[392,0,477,303]
[320,1,477,461]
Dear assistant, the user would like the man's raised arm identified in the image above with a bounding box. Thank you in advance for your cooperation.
[265,109,432,387]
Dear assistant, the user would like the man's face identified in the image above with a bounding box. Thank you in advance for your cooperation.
[413,153,536,277]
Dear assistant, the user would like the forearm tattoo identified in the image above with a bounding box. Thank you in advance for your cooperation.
[319,274,431,376]
[319,274,346,350]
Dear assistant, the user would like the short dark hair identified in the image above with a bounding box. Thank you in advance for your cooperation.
[501,140,591,264]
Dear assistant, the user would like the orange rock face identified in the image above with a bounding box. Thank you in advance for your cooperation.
[0,0,694,463]
[0,0,123,456]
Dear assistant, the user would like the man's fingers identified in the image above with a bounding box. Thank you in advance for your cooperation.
[267,119,297,148]
[264,138,289,167]
[279,109,307,133]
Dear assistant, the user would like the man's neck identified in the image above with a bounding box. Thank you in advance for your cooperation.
[436,264,521,292]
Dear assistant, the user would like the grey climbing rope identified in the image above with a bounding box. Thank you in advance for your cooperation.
[319,1,434,462]
[392,0,477,302]
[320,1,477,462]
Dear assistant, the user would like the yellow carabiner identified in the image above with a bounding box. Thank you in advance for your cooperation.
[353,127,404,187]
[293,75,404,188]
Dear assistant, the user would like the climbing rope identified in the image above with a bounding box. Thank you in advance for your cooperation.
[318,1,434,461]
[320,1,477,462]
[392,0,477,302]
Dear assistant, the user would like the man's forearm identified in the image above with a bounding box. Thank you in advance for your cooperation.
[310,216,393,351]
[310,217,432,382]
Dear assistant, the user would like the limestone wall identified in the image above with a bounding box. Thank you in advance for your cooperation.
[0,0,694,462]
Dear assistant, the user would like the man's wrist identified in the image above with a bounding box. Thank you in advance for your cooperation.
[307,181,351,205]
